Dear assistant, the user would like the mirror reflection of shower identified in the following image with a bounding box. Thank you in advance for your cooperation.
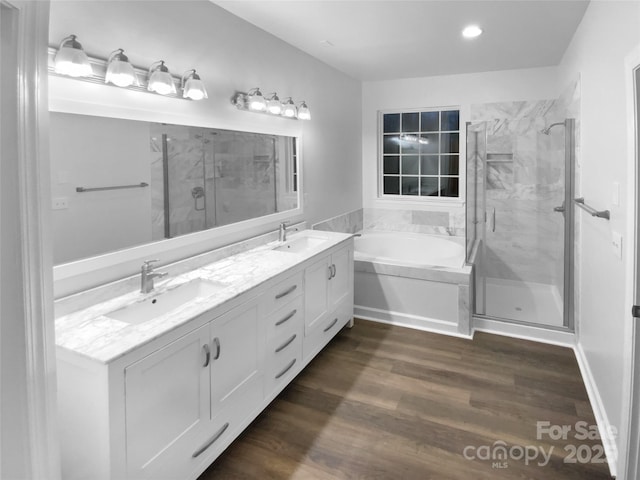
[540,122,566,135]
[151,125,297,240]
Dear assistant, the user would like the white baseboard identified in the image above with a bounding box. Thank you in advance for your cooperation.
[574,343,618,479]
[354,305,473,339]
[473,316,576,348]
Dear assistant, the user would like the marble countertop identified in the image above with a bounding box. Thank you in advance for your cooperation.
[55,230,352,365]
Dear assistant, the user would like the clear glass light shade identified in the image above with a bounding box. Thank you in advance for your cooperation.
[266,95,282,115]
[182,72,208,100]
[147,62,176,95]
[281,99,297,118]
[248,89,267,111]
[105,59,136,87]
[54,36,93,77]
[297,102,311,120]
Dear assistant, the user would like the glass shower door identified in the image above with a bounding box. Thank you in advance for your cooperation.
[469,119,572,328]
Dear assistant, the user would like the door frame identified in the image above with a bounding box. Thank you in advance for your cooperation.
[621,43,640,480]
[0,0,59,478]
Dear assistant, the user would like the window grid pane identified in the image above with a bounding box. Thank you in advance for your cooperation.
[381,108,460,198]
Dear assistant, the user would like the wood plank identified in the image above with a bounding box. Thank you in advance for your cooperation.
[199,320,612,480]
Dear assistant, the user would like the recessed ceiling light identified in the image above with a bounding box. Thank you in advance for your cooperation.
[462,25,483,39]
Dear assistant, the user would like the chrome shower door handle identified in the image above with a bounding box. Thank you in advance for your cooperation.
[553,201,566,214]
[491,208,496,233]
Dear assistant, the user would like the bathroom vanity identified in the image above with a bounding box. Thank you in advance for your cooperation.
[54,230,354,480]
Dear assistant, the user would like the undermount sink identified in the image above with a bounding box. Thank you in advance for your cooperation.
[272,235,328,254]
[106,279,226,325]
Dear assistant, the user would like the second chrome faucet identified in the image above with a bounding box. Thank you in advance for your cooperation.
[140,259,168,294]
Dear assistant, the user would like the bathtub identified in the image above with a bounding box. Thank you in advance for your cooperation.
[353,231,473,338]
[354,231,465,269]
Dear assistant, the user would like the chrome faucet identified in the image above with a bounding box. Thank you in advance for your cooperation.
[140,259,168,294]
[278,222,289,242]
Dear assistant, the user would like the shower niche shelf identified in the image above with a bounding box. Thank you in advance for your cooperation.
[486,153,514,162]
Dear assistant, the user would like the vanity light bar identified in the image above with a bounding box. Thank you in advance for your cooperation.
[47,47,204,100]
[232,89,311,120]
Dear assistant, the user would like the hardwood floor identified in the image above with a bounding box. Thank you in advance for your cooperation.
[199,319,612,479]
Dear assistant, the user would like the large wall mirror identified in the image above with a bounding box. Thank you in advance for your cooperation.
[50,112,299,265]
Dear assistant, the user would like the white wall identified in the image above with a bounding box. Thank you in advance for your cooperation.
[557,0,640,473]
[362,66,559,212]
[48,1,361,291]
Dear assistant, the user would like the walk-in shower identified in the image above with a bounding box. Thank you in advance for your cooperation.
[466,114,575,330]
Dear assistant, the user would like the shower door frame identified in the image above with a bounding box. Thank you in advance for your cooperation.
[468,118,576,331]
[562,118,576,331]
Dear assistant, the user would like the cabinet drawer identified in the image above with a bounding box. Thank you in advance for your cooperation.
[265,336,302,396]
[264,271,303,315]
[266,296,304,346]
[302,300,351,363]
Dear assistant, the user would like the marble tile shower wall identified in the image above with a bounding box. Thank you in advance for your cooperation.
[150,126,209,240]
[470,90,578,286]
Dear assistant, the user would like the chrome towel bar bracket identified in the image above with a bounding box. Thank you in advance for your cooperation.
[574,197,610,220]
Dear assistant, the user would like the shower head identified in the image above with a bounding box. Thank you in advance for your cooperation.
[541,122,566,135]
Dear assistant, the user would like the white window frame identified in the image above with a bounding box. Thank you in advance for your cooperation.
[377,106,465,206]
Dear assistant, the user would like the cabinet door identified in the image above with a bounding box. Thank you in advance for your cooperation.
[125,324,210,479]
[210,298,263,415]
[329,245,353,308]
[304,254,331,334]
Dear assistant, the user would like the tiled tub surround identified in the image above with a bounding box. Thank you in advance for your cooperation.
[312,208,363,234]
[55,227,349,364]
[364,207,466,237]
[353,231,472,337]
[312,207,465,238]
[313,209,471,336]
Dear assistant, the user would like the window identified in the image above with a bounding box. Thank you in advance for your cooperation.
[380,108,460,198]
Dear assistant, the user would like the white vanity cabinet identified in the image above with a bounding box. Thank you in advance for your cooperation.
[56,234,354,480]
[303,242,354,362]
[124,323,211,480]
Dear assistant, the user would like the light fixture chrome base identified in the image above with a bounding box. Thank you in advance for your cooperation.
[48,47,182,99]
[231,90,306,120]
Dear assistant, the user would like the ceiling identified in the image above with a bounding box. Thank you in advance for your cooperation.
[213,0,589,81]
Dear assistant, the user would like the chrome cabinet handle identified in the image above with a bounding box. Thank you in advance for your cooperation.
[275,285,297,299]
[192,422,229,458]
[275,334,297,353]
[328,264,336,280]
[202,344,211,368]
[275,309,297,326]
[275,359,297,379]
[323,317,338,332]
[212,337,221,360]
